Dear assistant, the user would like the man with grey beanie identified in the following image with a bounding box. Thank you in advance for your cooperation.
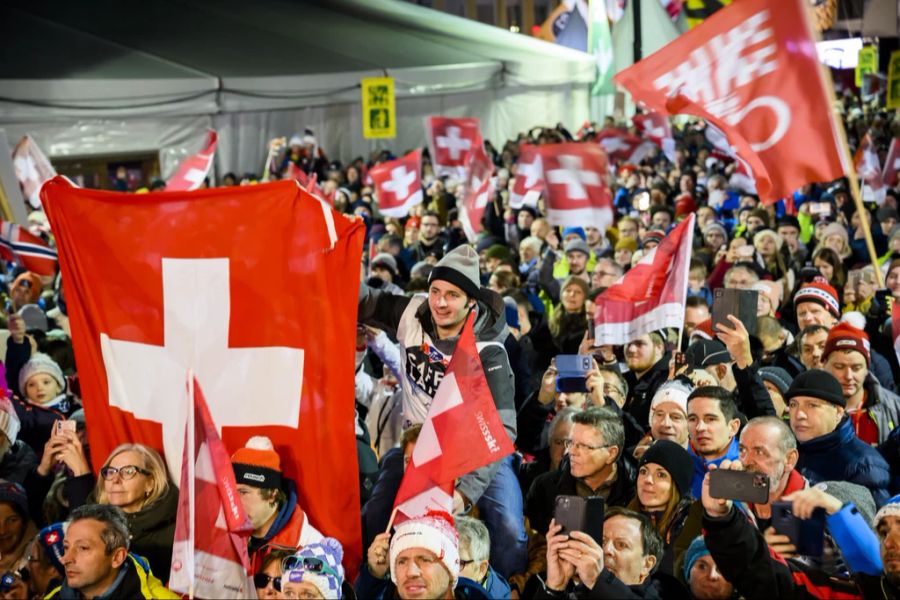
[358,244,526,577]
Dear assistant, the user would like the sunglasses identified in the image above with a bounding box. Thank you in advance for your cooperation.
[252,573,281,591]
[282,556,340,580]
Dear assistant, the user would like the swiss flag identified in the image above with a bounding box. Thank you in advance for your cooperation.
[594,214,695,345]
[855,132,886,203]
[509,144,544,210]
[166,130,218,192]
[0,220,57,276]
[459,144,495,242]
[884,138,900,188]
[632,111,676,162]
[40,177,364,571]
[393,313,514,523]
[169,377,253,598]
[370,149,423,218]
[12,135,56,209]
[284,164,333,205]
[426,116,482,179]
[536,143,614,234]
[614,0,846,204]
[596,128,655,164]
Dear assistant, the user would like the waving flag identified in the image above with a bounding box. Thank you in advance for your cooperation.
[594,214,695,344]
[537,143,613,234]
[0,221,57,276]
[393,313,514,523]
[170,377,253,598]
[12,135,56,209]
[884,138,900,188]
[633,111,676,162]
[426,117,482,180]
[41,177,364,572]
[614,0,846,204]
[596,128,655,164]
[166,130,218,192]
[370,149,423,218]
[458,145,495,242]
[705,123,758,195]
[509,144,544,210]
[855,132,886,204]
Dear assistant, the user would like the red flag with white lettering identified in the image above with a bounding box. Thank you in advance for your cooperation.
[426,116,482,180]
[855,132,886,204]
[594,214,694,345]
[169,377,253,598]
[536,143,614,234]
[393,313,513,523]
[458,144,495,242]
[884,138,900,188]
[509,144,544,210]
[370,149,423,218]
[12,135,56,209]
[40,177,364,571]
[166,130,218,192]
[614,0,846,204]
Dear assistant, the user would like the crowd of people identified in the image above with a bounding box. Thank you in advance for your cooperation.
[0,90,898,599]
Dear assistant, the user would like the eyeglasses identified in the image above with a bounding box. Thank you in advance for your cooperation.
[550,438,568,448]
[252,573,281,591]
[99,465,151,481]
[459,558,474,569]
[282,556,340,581]
[564,440,610,452]
[602,384,624,398]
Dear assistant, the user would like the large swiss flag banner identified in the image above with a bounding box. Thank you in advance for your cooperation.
[614,0,846,204]
[40,177,364,570]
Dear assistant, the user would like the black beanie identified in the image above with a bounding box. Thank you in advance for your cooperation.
[639,439,694,498]
[784,369,845,408]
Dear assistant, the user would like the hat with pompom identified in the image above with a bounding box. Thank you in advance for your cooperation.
[390,510,460,587]
[231,436,281,489]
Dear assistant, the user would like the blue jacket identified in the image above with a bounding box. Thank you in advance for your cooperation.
[689,437,740,499]
[796,416,892,507]
[827,502,883,576]
[481,565,511,599]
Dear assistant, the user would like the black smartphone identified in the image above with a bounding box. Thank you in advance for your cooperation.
[712,288,759,336]
[553,495,605,543]
[674,352,687,370]
[709,469,770,504]
[771,501,826,557]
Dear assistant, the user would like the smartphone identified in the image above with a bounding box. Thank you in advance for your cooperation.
[554,495,605,543]
[771,501,826,557]
[55,420,76,436]
[712,288,759,336]
[674,352,687,370]
[808,202,832,217]
[709,469,770,504]
[556,354,592,394]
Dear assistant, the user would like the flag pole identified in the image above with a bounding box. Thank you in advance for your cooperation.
[676,214,695,352]
[385,506,399,534]
[799,0,885,288]
[187,370,196,600]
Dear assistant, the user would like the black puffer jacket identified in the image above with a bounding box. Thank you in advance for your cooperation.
[126,483,179,578]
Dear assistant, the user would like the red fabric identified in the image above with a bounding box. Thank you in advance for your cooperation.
[633,111,673,148]
[394,313,514,522]
[509,143,544,208]
[369,149,423,218]
[854,132,884,190]
[170,378,253,597]
[536,142,613,232]
[426,116,482,177]
[459,143,494,242]
[614,0,846,204]
[596,128,654,164]
[849,408,879,447]
[883,137,900,188]
[11,135,56,209]
[166,130,218,192]
[0,222,57,277]
[40,176,364,572]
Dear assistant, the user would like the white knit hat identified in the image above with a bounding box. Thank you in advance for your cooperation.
[389,511,460,587]
[648,380,693,424]
[18,353,65,398]
[875,494,900,529]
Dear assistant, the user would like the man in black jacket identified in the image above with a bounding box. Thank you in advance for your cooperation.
[526,407,636,536]
[623,332,670,429]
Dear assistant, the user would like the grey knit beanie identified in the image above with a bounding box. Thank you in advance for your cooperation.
[429,245,481,299]
[19,353,65,397]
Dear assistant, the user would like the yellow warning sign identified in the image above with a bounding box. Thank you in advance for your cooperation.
[361,77,396,139]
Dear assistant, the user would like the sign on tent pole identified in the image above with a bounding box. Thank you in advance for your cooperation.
[361,77,396,139]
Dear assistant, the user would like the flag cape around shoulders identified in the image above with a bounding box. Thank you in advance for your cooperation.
[614,0,846,204]
[169,377,253,598]
[393,312,514,522]
[594,214,695,345]
[40,176,364,572]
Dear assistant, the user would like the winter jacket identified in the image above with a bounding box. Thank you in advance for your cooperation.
[533,570,664,599]
[526,454,637,536]
[358,284,516,504]
[623,357,670,432]
[46,553,179,599]
[11,394,78,457]
[796,416,892,507]
[248,478,323,573]
[732,363,777,420]
[0,440,36,485]
[688,437,741,500]
[858,374,900,445]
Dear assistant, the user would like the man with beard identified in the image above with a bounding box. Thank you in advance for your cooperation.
[407,211,446,264]
[623,332,669,430]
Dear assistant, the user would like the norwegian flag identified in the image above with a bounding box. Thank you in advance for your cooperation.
[12,135,56,209]
[536,143,614,234]
[426,116,482,180]
[167,130,218,192]
[884,138,900,188]
[370,149,423,218]
[594,214,695,344]
[393,313,514,523]
[458,145,495,242]
[614,0,846,204]
[596,128,656,165]
[855,132,886,204]
[509,144,544,210]
[0,220,57,276]
[633,111,676,162]
[170,377,253,598]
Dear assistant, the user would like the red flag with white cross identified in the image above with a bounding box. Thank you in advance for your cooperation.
[855,132,886,204]
[509,144,544,210]
[458,143,495,242]
[536,143,614,234]
[369,149,423,218]
[595,128,655,164]
[40,177,364,571]
[884,138,900,188]
[614,0,847,204]
[426,116,482,180]
[633,111,676,162]
[166,130,218,192]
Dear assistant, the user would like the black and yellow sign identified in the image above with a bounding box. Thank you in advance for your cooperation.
[361,77,396,139]
[856,46,877,88]
[888,50,900,110]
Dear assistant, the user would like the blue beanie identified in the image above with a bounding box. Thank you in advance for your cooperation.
[682,536,710,582]
[503,297,520,330]
[562,226,586,241]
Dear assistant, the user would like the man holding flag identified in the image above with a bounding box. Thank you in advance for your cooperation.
[358,245,526,577]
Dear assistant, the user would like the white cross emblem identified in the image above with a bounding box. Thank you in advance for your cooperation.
[183,167,208,186]
[518,155,543,189]
[381,166,416,199]
[100,258,304,475]
[599,137,631,154]
[436,127,472,160]
[546,155,601,200]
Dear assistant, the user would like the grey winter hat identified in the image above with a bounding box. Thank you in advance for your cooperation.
[371,253,398,277]
[429,245,481,299]
[564,238,591,257]
[759,366,793,395]
[813,480,876,528]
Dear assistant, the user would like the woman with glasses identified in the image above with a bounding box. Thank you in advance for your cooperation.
[67,443,178,579]
[254,548,292,599]
[279,538,347,600]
